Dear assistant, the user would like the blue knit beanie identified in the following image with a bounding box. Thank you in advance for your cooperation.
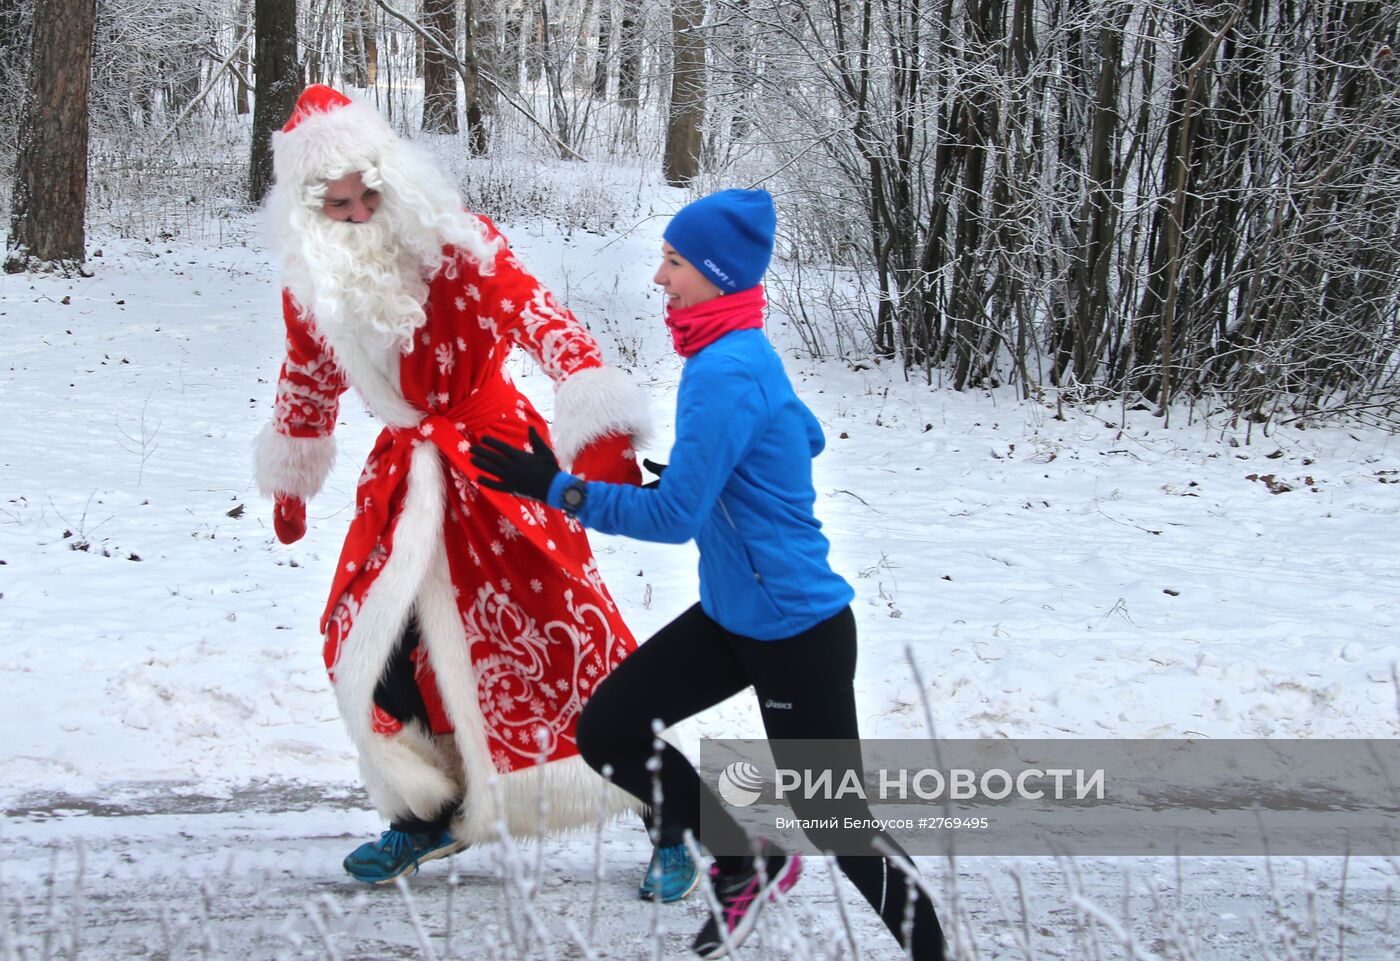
[663,189,776,293]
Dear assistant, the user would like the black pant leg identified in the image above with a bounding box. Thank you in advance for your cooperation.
[835,848,946,961]
[373,615,432,728]
[576,603,752,850]
[740,607,946,961]
[745,606,858,733]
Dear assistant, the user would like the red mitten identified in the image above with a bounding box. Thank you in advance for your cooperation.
[273,494,307,544]
[569,432,642,486]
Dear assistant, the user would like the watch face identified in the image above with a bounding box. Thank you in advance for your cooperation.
[563,484,585,509]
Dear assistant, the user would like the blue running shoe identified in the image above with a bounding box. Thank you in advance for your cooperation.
[343,828,467,885]
[638,843,700,903]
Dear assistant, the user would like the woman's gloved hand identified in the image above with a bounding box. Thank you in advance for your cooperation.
[470,426,561,503]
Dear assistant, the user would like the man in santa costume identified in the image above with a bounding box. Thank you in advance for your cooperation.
[253,85,673,887]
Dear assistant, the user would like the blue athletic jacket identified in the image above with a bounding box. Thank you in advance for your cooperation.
[547,328,854,640]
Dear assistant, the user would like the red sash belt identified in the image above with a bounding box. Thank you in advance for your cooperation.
[320,377,561,631]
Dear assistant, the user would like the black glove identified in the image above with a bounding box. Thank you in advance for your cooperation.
[642,458,667,489]
[470,426,560,503]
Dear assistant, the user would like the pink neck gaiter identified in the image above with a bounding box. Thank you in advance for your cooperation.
[664,285,766,358]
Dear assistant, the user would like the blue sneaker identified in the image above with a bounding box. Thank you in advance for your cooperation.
[638,843,700,903]
[343,828,467,885]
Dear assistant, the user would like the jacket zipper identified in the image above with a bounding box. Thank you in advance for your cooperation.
[717,497,763,584]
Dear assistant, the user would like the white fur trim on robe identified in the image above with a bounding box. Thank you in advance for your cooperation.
[416,525,641,841]
[253,424,336,500]
[551,365,653,468]
[331,443,457,822]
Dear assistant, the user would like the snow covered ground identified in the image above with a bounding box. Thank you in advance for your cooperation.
[2,188,1398,959]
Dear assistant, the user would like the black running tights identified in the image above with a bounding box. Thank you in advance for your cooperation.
[576,604,946,961]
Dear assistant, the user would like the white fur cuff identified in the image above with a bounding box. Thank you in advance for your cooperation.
[254,423,336,500]
[552,366,653,467]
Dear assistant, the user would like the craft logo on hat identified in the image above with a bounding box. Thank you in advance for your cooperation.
[702,258,733,286]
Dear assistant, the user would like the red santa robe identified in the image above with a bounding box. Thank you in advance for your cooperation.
[254,217,651,842]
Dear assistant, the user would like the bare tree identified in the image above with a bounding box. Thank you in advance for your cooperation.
[164,7,211,112]
[616,0,641,106]
[663,0,704,185]
[497,0,527,93]
[592,0,610,97]
[422,0,458,132]
[383,0,580,156]
[344,0,379,87]
[472,0,503,115]
[0,0,25,56]
[302,0,329,84]
[571,0,594,88]
[463,0,487,150]
[528,0,585,155]
[234,0,252,114]
[249,0,298,203]
[525,0,542,82]
[700,0,1399,425]
[5,0,97,274]
[0,0,32,144]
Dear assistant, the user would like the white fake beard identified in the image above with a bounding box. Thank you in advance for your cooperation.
[295,214,432,353]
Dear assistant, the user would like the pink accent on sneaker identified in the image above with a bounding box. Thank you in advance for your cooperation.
[722,873,763,929]
[775,854,802,895]
[715,855,803,932]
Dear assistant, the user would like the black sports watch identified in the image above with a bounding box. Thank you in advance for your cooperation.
[559,479,587,515]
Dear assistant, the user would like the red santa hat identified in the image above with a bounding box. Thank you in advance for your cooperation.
[271,84,400,188]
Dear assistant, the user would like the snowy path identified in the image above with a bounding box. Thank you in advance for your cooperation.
[6,790,1396,959]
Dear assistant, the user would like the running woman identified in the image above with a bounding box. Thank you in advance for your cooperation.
[470,189,946,960]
